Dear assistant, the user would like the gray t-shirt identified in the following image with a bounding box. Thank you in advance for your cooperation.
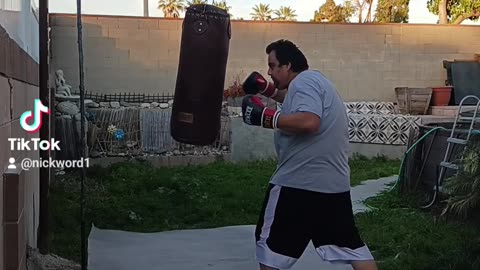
[270,70,351,193]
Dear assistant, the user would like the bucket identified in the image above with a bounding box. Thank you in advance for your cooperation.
[431,86,453,106]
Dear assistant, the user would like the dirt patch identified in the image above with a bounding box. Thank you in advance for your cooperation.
[27,247,80,270]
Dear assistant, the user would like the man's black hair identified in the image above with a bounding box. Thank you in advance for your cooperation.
[266,39,309,72]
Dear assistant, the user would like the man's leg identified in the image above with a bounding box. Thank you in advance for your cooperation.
[254,184,311,270]
[311,191,377,269]
[351,260,378,270]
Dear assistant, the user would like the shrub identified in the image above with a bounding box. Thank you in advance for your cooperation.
[441,138,480,220]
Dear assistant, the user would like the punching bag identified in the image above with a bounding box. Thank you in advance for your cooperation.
[170,4,231,145]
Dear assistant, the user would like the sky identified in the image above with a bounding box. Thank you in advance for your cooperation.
[48,0,480,25]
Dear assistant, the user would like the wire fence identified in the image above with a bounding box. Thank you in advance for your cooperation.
[56,91,232,160]
[85,107,230,158]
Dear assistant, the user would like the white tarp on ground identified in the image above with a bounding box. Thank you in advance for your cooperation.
[88,176,396,270]
[88,225,353,270]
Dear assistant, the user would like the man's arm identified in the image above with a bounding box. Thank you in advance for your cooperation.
[241,95,320,133]
[276,112,320,134]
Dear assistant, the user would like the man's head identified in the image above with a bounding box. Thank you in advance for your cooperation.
[266,39,309,90]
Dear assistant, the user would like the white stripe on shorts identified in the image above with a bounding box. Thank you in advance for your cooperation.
[315,244,374,263]
[256,185,297,269]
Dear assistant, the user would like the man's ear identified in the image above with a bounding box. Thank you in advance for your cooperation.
[286,62,292,71]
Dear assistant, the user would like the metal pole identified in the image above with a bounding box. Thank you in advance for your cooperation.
[76,0,87,269]
[38,0,50,255]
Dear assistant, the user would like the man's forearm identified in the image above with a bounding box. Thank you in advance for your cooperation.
[276,112,320,134]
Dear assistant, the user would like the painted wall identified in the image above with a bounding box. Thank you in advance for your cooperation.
[49,14,480,102]
[0,0,40,62]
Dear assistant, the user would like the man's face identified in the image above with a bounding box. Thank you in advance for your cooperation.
[267,50,290,90]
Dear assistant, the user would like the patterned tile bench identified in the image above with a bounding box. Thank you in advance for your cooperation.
[345,102,421,145]
[345,101,396,115]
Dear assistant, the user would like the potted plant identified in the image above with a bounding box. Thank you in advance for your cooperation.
[431,86,453,106]
[223,73,245,106]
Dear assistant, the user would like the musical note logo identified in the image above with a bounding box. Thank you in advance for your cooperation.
[19,99,50,134]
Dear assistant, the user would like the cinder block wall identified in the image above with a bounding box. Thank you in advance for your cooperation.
[1,24,40,270]
[49,14,480,102]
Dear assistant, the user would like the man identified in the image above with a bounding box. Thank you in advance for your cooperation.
[241,39,378,270]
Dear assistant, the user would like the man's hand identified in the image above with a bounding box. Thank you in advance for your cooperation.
[242,95,280,129]
[242,71,278,98]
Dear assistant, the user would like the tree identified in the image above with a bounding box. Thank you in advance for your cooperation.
[144,0,149,17]
[313,0,357,22]
[186,0,206,5]
[441,140,480,220]
[374,0,409,22]
[250,3,274,20]
[274,6,297,21]
[427,0,480,24]
[365,0,375,22]
[354,0,366,22]
[353,0,376,22]
[213,0,233,16]
[158,0,185,18]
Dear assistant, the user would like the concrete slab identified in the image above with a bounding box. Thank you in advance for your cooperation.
[351,176,397,213]
[88,225,353,270]
[88,176,397,270]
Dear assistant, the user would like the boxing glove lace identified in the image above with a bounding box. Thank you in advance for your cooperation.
[242,95,280,129]
[242,71,278,98]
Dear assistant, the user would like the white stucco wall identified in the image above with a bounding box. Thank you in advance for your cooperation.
[0,0,39,62]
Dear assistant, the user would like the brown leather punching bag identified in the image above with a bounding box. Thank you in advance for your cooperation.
[170,4,231,145]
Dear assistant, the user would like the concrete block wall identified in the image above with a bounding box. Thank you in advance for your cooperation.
[49,15,182,96]
[3,169,27,270]
[0,75,40,270]
[49,14,480,102]
[1,23,40,270]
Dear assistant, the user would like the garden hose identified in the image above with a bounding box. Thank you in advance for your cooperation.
[387,126,447,192]
[388,126,480,193]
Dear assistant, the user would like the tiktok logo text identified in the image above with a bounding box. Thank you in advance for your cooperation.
[8,99,61,152]
[8,138,61,151]
[19,99,50,134]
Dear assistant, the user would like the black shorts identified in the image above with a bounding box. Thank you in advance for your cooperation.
[255,184,373,269]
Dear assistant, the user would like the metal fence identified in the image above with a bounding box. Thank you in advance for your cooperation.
[74,90,176,103]
[56,91,232,160]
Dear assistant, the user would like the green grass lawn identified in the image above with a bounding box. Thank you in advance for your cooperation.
[356,191,480,270]
[49,155,480,269]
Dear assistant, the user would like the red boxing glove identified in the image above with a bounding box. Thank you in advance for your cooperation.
[242,71,278,98]
[242,95,280,129]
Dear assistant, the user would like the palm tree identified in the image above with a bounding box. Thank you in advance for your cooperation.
[186,0,206,6]
[211,0,233,16]
[213,0,232,13]
[250,3,273,20]
[158,0,186,18]
[274,6,297,21]
[441,140,480,220]
[144,0,149,16]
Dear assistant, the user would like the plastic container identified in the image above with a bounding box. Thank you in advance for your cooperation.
[431,86,453,106]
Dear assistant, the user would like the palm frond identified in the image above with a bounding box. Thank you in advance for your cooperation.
[441,138,480,220]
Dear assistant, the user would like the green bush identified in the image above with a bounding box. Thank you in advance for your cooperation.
[442,139,480,220]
